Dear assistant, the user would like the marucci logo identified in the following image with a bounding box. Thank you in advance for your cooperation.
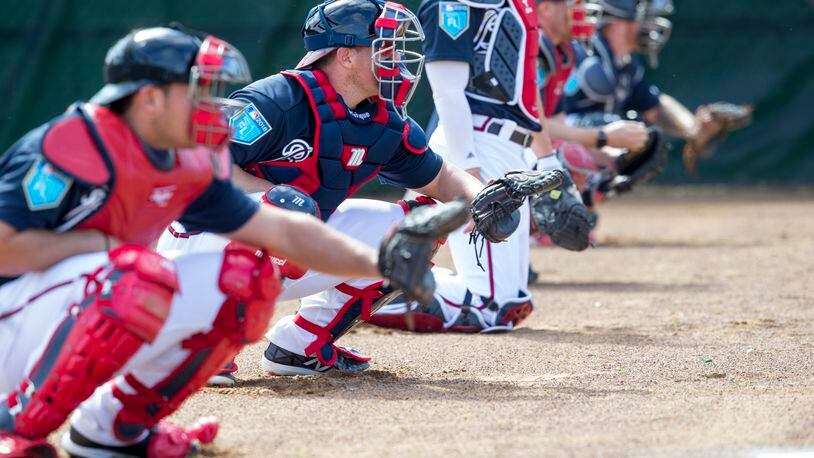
[341,145,368,170]
[281,139,313,162]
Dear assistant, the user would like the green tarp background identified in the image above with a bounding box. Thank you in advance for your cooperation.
[1,0,812,183]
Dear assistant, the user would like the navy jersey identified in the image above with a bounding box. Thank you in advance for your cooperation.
[0,110,258,239]
[419,0,543,131]
[562,34,661,118]
[227,72,443,220]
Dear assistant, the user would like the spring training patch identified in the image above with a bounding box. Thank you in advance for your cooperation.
[23,159,73,211]
[230,103,272,146]
[439,2,470,40]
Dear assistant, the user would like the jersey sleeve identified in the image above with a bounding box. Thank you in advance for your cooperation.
[420,0,475,64]
[624,66,661,113]
[228,88,288,167]
[378,146,444,190]
[0,130,83,231]
[177,177,259,234]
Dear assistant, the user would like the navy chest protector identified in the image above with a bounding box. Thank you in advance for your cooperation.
[257,69,427,220]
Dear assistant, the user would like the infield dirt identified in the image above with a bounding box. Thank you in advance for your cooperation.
[75,188,814,457]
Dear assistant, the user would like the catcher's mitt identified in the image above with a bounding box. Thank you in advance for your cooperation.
[683,102,753,173]
[378,200,469,307]
[611,126,669,193]
[470,169,565,244]
[530,171,596,251]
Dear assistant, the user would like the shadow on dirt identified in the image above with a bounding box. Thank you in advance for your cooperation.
[530,280,714,293]
[229,369,651,401]
[503,326,688,348]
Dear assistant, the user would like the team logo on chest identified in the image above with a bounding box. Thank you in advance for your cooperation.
[281,139,314,162]
[149,185,176,208]
[341,145,368,170]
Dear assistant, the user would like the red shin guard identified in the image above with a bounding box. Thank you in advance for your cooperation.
[7,246,177,440]
[111,243,280,442]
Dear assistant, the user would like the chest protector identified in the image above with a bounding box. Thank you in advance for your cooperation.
[464,0,540,123]
[539,35,575,118]
[258,70,426,220]
[41,104,220,246]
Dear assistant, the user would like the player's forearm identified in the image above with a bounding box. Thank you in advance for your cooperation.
[531,91,555,158]
[229,207,380,279]
[0,228,106,276]
[649,94,699,139]
[413,161,482,204]
[546,115,598,148]
[231,164,273,194]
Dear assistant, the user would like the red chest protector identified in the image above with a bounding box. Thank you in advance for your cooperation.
[42,103,221,246]
[539,35,576,117]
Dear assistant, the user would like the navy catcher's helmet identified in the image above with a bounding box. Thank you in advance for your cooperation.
[262,185,321,220]
[296,0,425,119]
[596,0,642,21]
[91,26,252,149]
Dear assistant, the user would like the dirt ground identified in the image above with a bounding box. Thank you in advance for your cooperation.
[163,188,813,457]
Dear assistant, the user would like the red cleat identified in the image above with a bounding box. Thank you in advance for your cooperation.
[0,433,56,458]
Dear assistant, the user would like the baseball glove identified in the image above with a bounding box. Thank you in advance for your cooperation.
[683,102,753,174]
[470,169,565,244]
[530,171,596,251]
[378,200,469,307]
[611,126,669,193]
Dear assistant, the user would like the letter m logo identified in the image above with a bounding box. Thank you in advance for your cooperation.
[341,145,368,170]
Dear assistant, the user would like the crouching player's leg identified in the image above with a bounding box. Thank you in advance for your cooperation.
[61,244,280,457]
[262,198,407,376]
[0,247,177,457]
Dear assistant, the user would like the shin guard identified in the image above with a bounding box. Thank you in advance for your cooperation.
[1,246,177,439]
[110,243,280,442]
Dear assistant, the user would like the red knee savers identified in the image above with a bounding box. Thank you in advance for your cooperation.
[106,245,179,342]
[218,242,281,342]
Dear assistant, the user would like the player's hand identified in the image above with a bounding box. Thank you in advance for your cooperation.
[603,120,648,152]
[378,200,469,306]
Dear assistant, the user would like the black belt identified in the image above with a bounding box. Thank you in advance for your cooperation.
[485,120,533,148]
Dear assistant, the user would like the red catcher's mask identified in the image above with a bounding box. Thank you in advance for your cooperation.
[570,0,603,45]
[189,35,252,149]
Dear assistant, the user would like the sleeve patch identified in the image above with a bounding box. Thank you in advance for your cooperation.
[230,103,272,146]
[23,159,73,211]
[439,2,470,40]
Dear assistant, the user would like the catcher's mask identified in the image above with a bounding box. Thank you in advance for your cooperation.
[372,2,425,120]
[638,0,673,68]
[91,26,251,150]
[570,0,603,47]
[188,35,252,149]
[298,0,425,120]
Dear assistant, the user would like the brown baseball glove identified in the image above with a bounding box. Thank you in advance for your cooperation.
[683,102,753,174]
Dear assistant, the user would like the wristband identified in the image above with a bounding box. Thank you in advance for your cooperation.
[596,129,608,148]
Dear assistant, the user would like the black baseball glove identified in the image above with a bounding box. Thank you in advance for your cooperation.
[470,170,565,244]
[530,170,596,251]
[378,200,469,307]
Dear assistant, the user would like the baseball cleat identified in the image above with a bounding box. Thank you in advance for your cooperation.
[62,417,218,458]
[207,360,239,387]
[0,433,57,458]
[261,341,369,376]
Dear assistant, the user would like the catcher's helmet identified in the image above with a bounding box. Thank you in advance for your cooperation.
[91,27,202,106]
[296,0,425,119]
[262,185,321,219]
[596,0,642,21]
[91,26,252,149]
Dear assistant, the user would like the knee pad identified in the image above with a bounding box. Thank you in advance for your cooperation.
[6,245,178,439]
[111,243,280,442]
